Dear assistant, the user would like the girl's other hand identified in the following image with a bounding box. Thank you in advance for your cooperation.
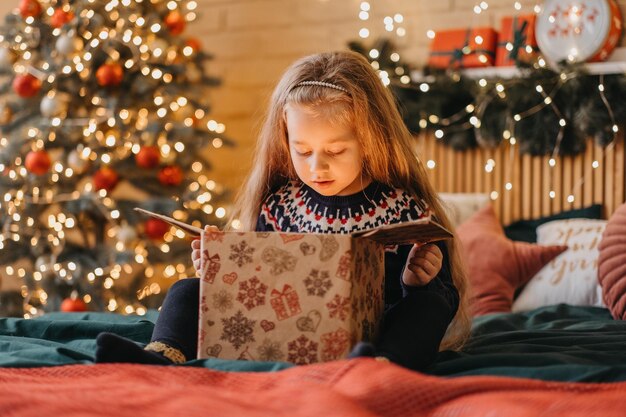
[191,225,220,277]
[402,243,443,287]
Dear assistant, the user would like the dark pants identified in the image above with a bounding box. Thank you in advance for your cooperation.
[153,277,449,370]
[151,278,200,361]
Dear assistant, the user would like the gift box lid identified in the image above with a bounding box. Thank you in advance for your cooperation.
[135,208,453,245]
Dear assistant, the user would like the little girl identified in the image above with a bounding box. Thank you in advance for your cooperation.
[96,51,470,370]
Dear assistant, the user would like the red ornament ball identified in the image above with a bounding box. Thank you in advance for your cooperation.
[165,10,186,35]
[144,218,170,240]
[19,0,42,18]
[185,37,202,53]
[13,74,41,98]
[158,165,183,186]
[135,146,160,169]
[61,296,87,312]
[93,167,119,191]
[50,8,74,28]
[96,62,124,87]
[25,150,51,175]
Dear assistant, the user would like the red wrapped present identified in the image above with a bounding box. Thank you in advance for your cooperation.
[428,27,497,69]
[496,14,539,67]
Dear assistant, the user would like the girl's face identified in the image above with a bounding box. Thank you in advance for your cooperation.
[285,104,371,196]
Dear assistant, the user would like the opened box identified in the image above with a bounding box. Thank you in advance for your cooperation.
[196,218,452,365]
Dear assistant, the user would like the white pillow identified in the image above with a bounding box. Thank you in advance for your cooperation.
[438,193,490,228]
[512,218,607,312]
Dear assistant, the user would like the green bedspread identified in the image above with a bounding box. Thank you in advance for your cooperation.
[1,304,625,382]
[429,304,626,382]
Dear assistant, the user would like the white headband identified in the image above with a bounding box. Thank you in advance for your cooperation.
[293,81,348,93]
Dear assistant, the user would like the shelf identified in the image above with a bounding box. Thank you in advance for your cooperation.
[410,48,626,81]
[462,61,626,79]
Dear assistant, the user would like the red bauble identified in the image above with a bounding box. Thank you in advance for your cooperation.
[25,150,51,175]
[93,167,119,191]
[165,10,186,35]
[96,62,124,87]
[61,296,87,312]
[50,8,74,28]
[135,146,160,169]
[158,165,183,186]
[185,37,201,52]
[19,0,42,18]
[13,74,41,98]
[144,218,170,240]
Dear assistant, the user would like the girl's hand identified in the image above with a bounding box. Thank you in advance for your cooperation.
[402,243,443,287]
[191,225,220,277]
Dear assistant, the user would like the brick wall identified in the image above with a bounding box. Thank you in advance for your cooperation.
[2,1,625,191]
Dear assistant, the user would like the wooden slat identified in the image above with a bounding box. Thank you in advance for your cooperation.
[511,143,522,221]
[522,154,532,219]
[583,142,594,207]
[464,148,473,192]
[594,142,605,208]
[542,155,551,216]
[551,157,563,214]
[493,145,503,220]
[446,146,455,192]
[502,143,513,225]
[572,152,583,209]
[532,157,542,218]
[485,148,494,207]
[605,141,615,215]
[563,156,573,211]
[614,135,624,213]
[474,147,484,193]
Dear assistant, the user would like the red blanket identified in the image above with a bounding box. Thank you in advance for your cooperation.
[1,359,624,416]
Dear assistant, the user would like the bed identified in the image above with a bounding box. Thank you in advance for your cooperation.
[0,304,626,416]
[1,134,626,416]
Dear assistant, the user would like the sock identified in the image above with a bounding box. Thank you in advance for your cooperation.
[95,332,173,365]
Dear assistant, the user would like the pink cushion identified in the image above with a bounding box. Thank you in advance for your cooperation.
[598,203,626,320]
[457,205,567,316]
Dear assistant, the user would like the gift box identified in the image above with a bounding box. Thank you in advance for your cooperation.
[496,14,538,67]
[428,27,497,69]
[196,218,452,365]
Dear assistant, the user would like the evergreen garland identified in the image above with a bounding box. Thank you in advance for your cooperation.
[349,39,625,156]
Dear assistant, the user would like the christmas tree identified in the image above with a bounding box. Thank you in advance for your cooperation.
[0,0,233,317]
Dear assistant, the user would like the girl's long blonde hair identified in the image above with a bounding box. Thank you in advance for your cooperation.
[229,51,470,351]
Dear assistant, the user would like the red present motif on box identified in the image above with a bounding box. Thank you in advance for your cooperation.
[201,252,221,284]
[496,15,538,67]
[270,284,302,321]
[428,27,497,69]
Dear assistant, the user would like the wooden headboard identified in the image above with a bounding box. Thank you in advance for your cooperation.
[416,133,626,225]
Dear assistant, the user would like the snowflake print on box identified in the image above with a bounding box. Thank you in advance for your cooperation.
[326,294,350,321]
[236,276,268,310]
[229,241,254,267]
[257,339,285,362]
[287,335,318,365]
[320,328,351,361]
[220,310,256,350]
[304,269,332,297]
[212,290,233,313]
[261,247,298,275]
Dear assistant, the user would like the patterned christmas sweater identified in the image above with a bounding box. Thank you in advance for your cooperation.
[256,180,459,312]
